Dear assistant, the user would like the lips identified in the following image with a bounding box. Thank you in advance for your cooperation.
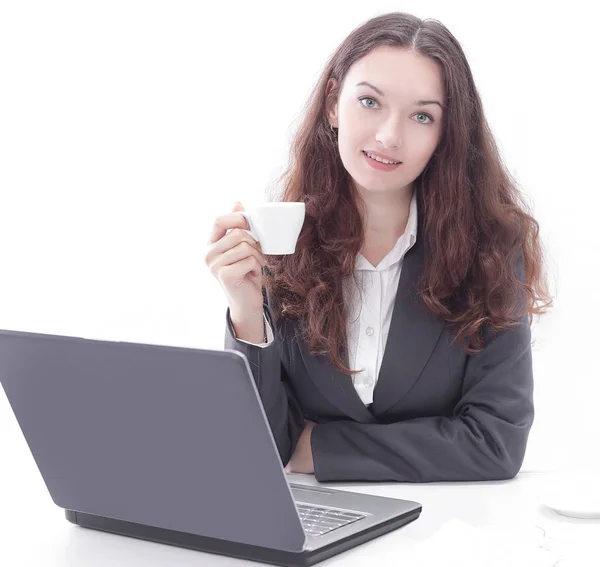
[362,150,402,164]
[362,151,402,171]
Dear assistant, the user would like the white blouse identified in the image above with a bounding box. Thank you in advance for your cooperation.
[232,189,419,406]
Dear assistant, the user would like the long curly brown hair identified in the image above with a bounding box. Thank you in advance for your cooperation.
[261,11,554,376]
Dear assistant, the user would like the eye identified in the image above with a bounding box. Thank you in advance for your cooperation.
[414,112,435,125]
[359,96,380,109]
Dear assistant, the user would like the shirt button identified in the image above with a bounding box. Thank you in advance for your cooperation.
[365,326,374,336]
[365,376,374,386]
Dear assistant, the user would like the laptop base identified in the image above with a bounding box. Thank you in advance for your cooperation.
[65,508,421,567]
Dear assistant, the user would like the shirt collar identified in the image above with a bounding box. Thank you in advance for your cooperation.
[355,188,419,271]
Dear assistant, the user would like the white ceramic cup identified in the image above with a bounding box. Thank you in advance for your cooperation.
[238,202,305,255]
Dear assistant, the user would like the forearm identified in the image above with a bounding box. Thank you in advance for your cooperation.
[311,408,533,482]
[224,306,304,465]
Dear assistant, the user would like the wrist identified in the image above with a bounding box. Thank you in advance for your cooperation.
[230,307,267,343]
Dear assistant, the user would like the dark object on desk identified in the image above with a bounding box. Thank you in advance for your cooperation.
[0,328,421,567]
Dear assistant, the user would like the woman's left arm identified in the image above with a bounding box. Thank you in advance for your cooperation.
[308,305,534,483]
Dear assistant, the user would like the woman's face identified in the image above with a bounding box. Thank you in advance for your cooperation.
[327,46,445,196]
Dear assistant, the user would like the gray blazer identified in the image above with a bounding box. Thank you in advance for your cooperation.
[223,217,534,483]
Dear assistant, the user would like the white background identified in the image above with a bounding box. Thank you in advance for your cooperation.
[0,0,598,480]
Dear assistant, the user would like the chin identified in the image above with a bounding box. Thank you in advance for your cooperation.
[360,184,392,192]
[353,171,399,190]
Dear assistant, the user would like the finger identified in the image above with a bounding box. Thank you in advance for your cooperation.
[219,240,266,268]
[220,254,263,282]
[205,227,262,267]
[210,242,266,278]
[207,209,251,245]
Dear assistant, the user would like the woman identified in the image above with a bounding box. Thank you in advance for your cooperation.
[204,12,553,482]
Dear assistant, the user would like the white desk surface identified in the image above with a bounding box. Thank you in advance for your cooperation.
[1,450,599,567]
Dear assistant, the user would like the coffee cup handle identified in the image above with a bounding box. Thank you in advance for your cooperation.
[237,211,259,242]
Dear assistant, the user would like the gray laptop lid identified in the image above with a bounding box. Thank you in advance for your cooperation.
[0,329,306,552]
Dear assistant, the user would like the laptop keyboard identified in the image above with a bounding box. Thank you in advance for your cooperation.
[295,503,366,536]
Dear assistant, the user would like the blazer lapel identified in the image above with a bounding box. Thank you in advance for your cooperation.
[297,335,377,423]
[370,226,445,416]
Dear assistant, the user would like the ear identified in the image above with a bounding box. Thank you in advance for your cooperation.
[325,78,339,128]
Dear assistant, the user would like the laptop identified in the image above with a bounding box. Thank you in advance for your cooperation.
[0,328,422,566]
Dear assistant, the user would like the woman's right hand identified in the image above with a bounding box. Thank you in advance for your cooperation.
[204,202,268,317]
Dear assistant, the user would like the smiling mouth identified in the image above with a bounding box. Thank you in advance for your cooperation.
[362,150,402,165]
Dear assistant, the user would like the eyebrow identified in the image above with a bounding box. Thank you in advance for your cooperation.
[355,81,444,110]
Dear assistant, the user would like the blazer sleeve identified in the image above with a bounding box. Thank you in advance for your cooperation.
[224,290,305,466]
[310,250,535,483]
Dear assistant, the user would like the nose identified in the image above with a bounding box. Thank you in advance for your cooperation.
[375,118,404,149]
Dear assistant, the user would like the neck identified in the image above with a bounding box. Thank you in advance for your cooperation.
[358,184,414,245]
